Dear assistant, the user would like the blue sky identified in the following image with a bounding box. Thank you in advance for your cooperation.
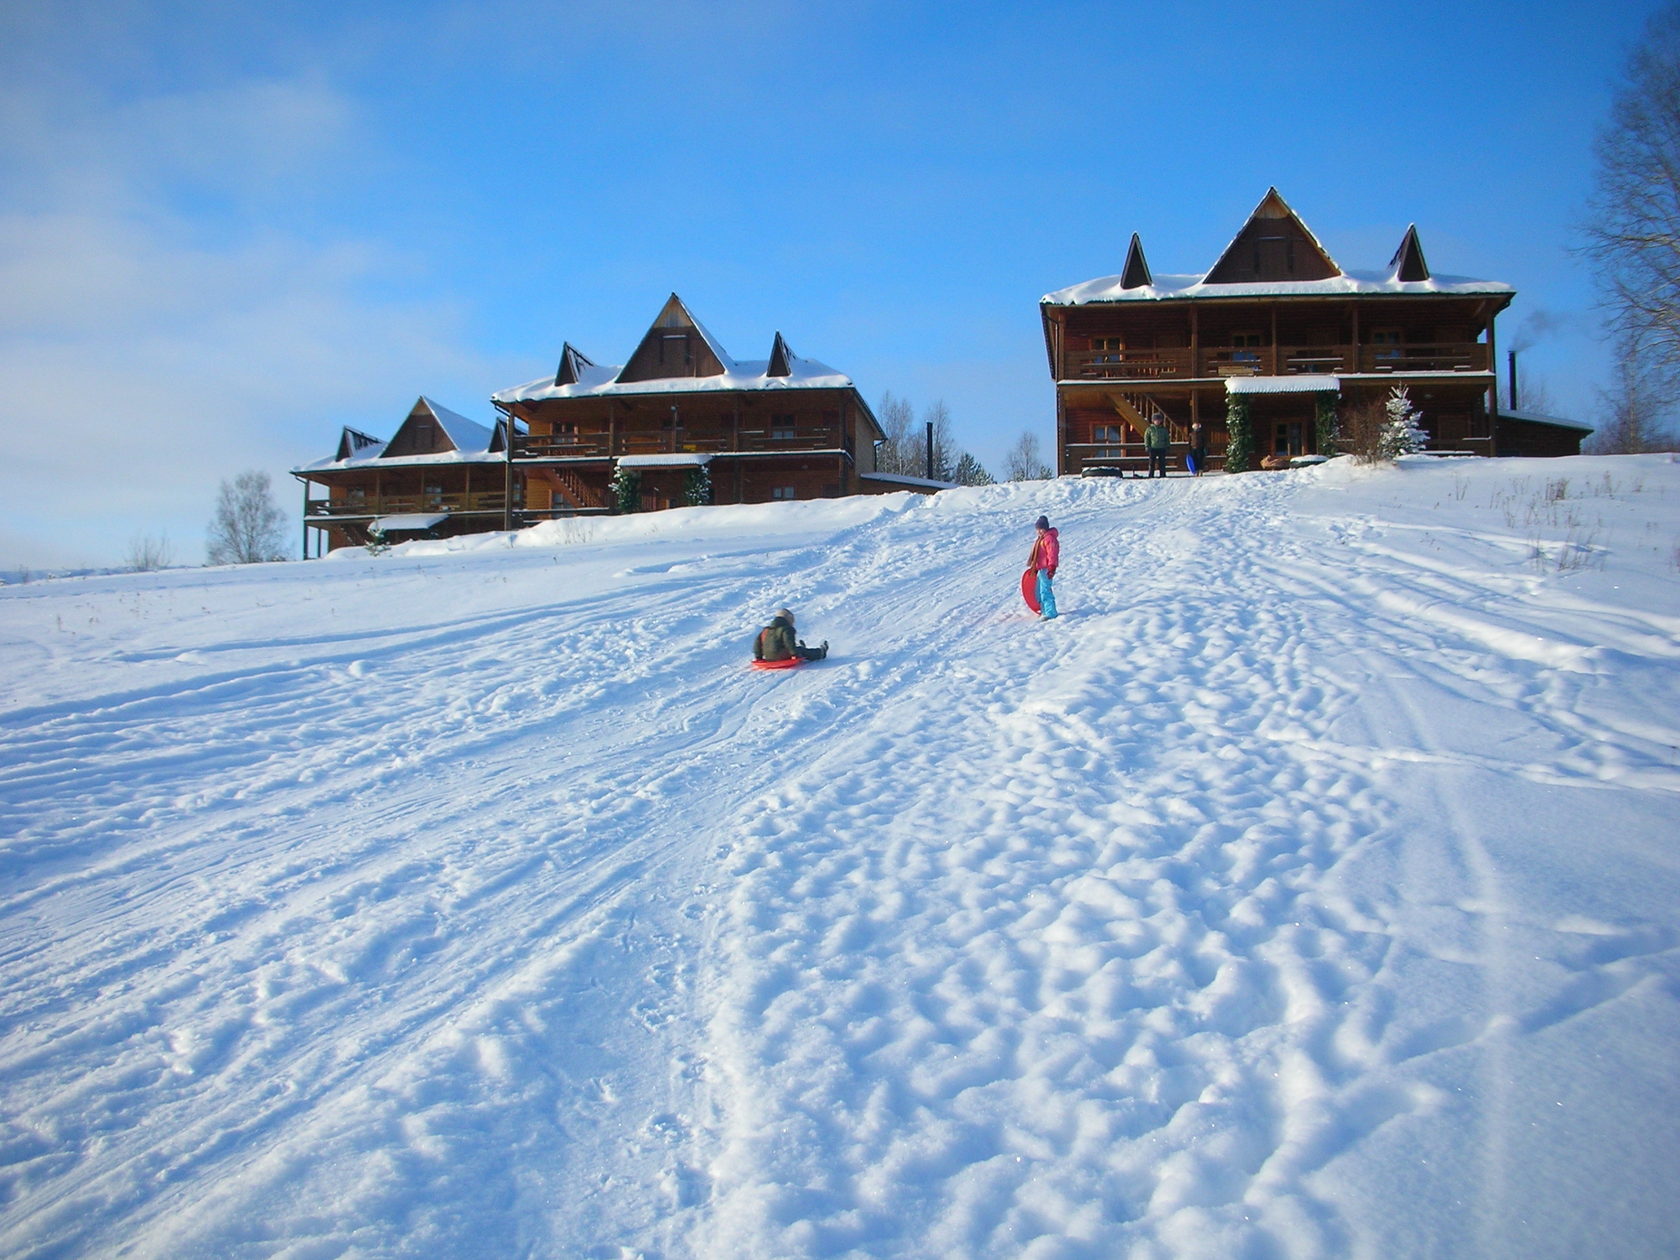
[0,0,1661,568]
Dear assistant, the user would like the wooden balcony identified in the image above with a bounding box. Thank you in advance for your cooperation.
[515,426,844,460]
[309,490,509,518]
[1063,342,1489,381]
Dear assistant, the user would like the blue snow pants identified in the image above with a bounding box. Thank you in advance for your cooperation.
[1036,569,1058,620]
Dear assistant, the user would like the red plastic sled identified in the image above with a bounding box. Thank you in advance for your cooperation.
[1021,569,1041,614]
[750,656,807,671]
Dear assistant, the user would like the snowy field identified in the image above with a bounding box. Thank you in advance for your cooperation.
[2,455,1677,1259]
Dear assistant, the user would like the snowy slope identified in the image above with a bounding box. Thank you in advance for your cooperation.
[1,457,1677,1259]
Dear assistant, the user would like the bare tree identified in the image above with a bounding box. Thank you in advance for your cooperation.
[1580,5,1680,386]
[125,532,174,572]
[874,391,917,475]
[207,470,287,565]
[1003,431,1053,481]
[1589,332,1679,452]
[921,400,956,481]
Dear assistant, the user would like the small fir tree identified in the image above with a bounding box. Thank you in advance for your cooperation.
[365,522,390,556]
[609,466,641,514]
[952,451,994,485]
[1315,392,1340,457]
[683,464,713,507]
[1225,396,1254,473]
[1380,386,1428,459]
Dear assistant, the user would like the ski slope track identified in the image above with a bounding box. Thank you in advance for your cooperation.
[1,456,1677,1258]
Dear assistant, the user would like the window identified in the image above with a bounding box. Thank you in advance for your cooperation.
[1372,329,1402,366]
[1093,336,1124,364]
[771,414,796,439]
[771,486,797,500]
[1094,424,1123,456]
[1228,331,1263,369]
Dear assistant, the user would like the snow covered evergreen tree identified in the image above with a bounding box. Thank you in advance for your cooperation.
[610,466,641,514]
[683,464,713,507]
[1380,386,1428,459]
[1225,397,1253,473]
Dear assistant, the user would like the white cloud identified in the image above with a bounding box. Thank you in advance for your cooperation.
[0,42,499,569]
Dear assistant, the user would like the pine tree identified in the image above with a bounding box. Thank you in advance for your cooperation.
[1380,386,1427,459]
[610,466,641,514]
[952,452,994,485]
[1225,397,1253,473]
[1315,392,1340,457]
[683,464,713,506]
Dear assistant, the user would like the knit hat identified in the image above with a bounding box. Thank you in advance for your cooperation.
[1035,515,1049,531]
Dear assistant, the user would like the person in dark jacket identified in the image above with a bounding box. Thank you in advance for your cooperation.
[1188,421,1208,476]
[753,608,827,661]
[1145,414,1171,479]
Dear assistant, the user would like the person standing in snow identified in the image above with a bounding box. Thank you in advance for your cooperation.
[1188,421,1208,476]
[1027,516,1059,621]
[1145,413,1171,479]
[753,607,828,662]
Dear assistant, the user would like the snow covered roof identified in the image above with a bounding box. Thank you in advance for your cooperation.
[420,396,495,452]
[1043,268,1514,306]
[1499,408,1595,433]
[293,397,504,475]
[493,294,858,405]
[1042,189,1513,306]
[372,513,449,532]
[1226,375,1341,395]
[860,472,956,491]
[616,453,713,468]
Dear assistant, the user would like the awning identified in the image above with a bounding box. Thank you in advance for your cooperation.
[371,513,448,532]
[1225,375,1341,395]
[615,453,714,468]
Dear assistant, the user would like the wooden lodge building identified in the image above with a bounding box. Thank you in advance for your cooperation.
[292,396,514,555]
[293,297,905,553]
[492,295,892,521]
[1041,189,1590,475]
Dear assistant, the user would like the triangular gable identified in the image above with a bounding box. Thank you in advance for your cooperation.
[1120,233,1153,289]
[382,397,494,458]
[767,331,794,377]
[1389,224,1431,282]
[555,342,595,387]
[1204,188,1341,285]
[617,294,730,384]
[335,426,383,461]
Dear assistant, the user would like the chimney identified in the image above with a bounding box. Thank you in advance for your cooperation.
[1508,350,1519,410]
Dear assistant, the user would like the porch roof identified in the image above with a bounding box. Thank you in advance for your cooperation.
[372,513,449,533]
[1225,375,1341,395]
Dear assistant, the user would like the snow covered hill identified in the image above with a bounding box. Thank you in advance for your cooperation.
[2,456,1677,1259]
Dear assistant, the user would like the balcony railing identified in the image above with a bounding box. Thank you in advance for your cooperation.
[309,490,509,518]
[1064,343,1489,381]
[515,426,843,459]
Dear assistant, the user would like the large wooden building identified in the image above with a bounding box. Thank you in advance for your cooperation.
[292,396,515,555]
[1041,189,1588,475]
[493,295,890,518]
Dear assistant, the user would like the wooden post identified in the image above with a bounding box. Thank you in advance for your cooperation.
[502,406,513,532]
[1486,304,1500,456]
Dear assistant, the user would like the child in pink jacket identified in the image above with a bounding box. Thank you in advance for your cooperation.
[1028,515,1059,620]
